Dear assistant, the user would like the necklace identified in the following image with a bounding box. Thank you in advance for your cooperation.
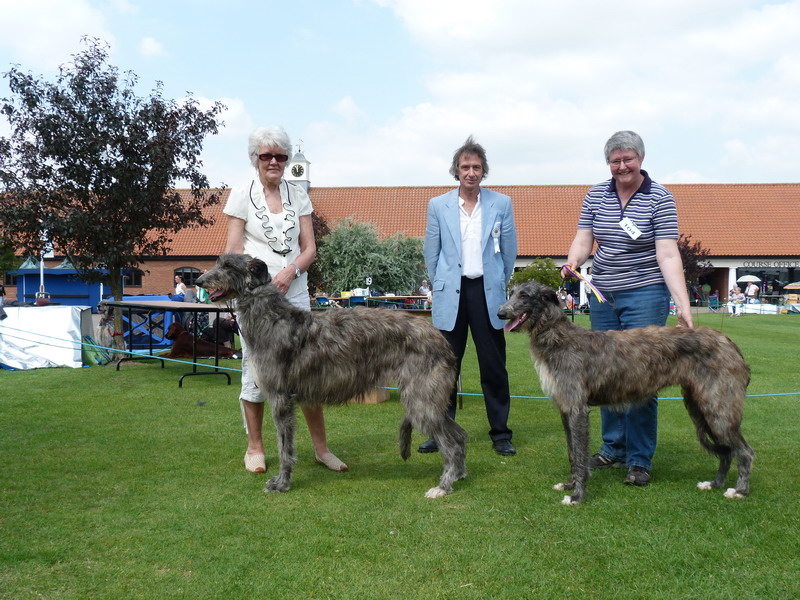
[249,180,297,255]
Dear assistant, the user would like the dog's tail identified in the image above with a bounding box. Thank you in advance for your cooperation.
[399,417,413,461]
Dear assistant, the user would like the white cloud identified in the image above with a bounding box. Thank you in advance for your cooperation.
[660,169,716,184]
[185,96,254,142]
[0,0,115,71]
[3,0,799,187]
[332,96,367,125]
[110,0,138,15]
[215,98,255,139]
[720,134,800,180]
[316,0,800,186]
[138,37,166,59]
[189,96,256,187]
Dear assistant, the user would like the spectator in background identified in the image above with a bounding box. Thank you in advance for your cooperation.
[174,275,187,297]
[745,281,759,303]
[729,286,745,316]
[196,270,210,303]
[200,312,238,348]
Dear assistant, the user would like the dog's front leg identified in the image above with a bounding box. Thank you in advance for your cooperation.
[555,405,590,505]
[265,394,296,493]
[554,411,576,490]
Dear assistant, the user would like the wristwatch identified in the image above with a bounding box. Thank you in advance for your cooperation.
[290,263,301,279]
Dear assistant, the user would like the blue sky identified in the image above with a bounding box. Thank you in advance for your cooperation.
[1,0,799,188]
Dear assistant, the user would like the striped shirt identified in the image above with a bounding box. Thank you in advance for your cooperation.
[578,170,679,291]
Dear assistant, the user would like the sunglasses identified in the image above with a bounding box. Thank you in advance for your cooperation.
[257,152,289,163]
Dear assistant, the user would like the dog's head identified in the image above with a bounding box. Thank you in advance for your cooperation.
[498,281,562,332]
[196,254,273,303]
[165,321,185,340]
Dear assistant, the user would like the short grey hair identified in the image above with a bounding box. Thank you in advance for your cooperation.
[449,135,489,181]
[604,130,645,163]
[248,126,292,168]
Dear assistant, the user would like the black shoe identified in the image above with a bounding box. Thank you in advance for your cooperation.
[492,439,516,456]
[589,453,625,470]
[624,466,651,486]
[418,439,439,453]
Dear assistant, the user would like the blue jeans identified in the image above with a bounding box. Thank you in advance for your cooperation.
[589,283,670,471]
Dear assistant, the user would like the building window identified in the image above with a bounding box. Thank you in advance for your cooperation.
[3,273,17,286]
[122,268,143,287]
[175,267,201,286]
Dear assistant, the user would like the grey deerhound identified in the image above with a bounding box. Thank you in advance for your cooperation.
[498,281,754,505]
[196,254,467,498]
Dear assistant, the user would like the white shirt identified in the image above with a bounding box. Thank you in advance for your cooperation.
[223,178,312,301]
[459,194,483,279]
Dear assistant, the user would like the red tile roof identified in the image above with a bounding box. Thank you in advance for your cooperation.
[166,183,800,259]
[168,190,228,257]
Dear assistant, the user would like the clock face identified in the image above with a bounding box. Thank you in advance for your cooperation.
[291,164,305,178]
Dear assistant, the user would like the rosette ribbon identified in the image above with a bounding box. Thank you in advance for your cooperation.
[561,265,607,303]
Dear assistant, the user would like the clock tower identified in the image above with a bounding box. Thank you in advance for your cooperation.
[287,147,310,193]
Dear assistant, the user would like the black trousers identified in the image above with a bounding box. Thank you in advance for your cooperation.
[440,276,512,442]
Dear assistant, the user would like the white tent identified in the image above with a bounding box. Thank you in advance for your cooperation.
[0,306,92,369]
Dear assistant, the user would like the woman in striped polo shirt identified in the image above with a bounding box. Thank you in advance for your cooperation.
[561,130,694,488]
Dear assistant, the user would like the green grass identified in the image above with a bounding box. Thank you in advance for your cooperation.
[2,312,799,599]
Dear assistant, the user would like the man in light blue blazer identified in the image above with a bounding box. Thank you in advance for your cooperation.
[422,136,518,456]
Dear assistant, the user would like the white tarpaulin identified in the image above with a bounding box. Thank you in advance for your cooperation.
[0,305,92,369]
[740,303,782,315]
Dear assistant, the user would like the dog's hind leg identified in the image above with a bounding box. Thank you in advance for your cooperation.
[399,417,412,461]
[398,369,467,498]
[683,377,755,498]
[722,432,754,499]
[425,417,468,499]
[555,406,590,505]
[264,394,297,493]
[687,385,753,498]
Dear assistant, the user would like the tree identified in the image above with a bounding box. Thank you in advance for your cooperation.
[0,38,225,321]
[306,211,331,295]
[378,234,427,294]
[678,233,714,300]
[508,257,562,289]
[316,218,424,294]
[0,235,19,277]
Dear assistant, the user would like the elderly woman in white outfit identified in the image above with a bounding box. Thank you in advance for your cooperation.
[223,126,347,474]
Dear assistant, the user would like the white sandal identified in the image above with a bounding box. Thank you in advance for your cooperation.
[244,452,266,473]
[315,452,348,472]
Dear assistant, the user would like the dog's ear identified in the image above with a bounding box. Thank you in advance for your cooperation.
[541,285,561,306]
[246,258,272,288]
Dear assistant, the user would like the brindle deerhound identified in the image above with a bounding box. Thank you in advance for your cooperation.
[498,282,754,505]
[196,254,467,498]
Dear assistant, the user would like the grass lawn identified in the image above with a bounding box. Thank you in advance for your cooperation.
[1,311,799,599]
